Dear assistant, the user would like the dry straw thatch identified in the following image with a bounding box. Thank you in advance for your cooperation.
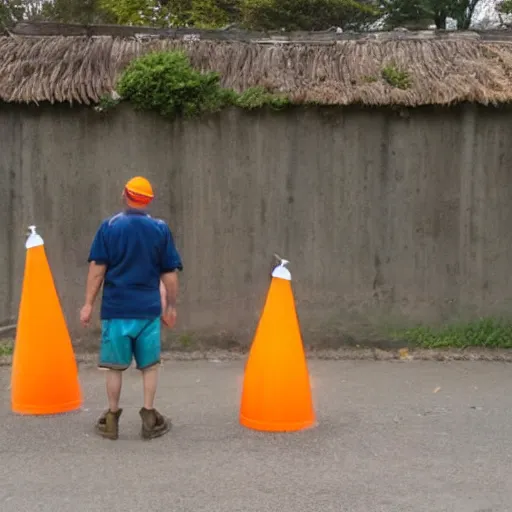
[2,22,512,106]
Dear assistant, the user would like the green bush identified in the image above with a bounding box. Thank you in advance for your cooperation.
[116,50,231,118]
[99,49,421,119]
[113,50,292,118]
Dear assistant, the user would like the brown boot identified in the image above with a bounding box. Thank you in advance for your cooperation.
[139,408,170,440]
[95,409,123,440]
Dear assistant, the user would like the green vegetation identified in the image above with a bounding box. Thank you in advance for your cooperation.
[0,340,14,356]
[381,62,412,90]
[0,0,377,31]
[361,75,378,84]
[391,318,512,349]
[95,94,121,113]
[117,51,231,117]
[381,0,480,30]
[239,0,378,31]
[0,0,487,33]
[112,50,292,118]
[0,0,24,32]
[178,333,194,349]
[99,0,241,28]
[234,86,290,110]
[1,0,113,31]
[500,0,512,14]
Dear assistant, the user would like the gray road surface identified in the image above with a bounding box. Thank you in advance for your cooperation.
[1,359,512,512]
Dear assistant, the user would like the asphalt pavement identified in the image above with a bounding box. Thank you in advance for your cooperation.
[1,359,512,512]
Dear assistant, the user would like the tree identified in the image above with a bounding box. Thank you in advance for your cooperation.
[239,0,379,31]
[40,0,114,24]
[381,0,482,30]
[183,0,241,27]
[98,0,240,27]
[380,0,435,28]
[0,0,26,32]
[0,0,378,31]
[448,0,480,29]
[498,0,512,15]
[1,0,114,29]
[100,0,379,29]
[98,0,170,26]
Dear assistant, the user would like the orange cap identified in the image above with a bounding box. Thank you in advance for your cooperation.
[124,176,154,207]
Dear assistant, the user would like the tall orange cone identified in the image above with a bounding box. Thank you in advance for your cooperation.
[11,226,82,415]
[240,257,315,432]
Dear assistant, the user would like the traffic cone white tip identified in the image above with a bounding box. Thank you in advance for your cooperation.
[26,225,44,249]
[272,254,291,281]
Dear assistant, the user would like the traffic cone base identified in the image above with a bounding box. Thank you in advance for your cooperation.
[12,399,82,416]
[11,228,82,415]
[240,262,315,432]
[239,415,315,433]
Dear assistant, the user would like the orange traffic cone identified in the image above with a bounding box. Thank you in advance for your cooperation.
[11,226,82,415]
[240,257,315,432]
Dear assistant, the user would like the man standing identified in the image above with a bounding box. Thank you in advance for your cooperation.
[80,176,183,440]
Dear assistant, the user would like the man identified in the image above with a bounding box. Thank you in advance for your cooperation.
[80,176,183,441]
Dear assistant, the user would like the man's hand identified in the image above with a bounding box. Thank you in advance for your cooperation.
[80,304,93,327]
[81,261,106,328]
[161,306,177,329]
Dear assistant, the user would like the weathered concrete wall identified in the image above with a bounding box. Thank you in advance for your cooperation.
[2,103,512,348]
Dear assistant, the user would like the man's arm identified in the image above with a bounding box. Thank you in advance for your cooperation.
[158,222,182,328]
[80,261,107,327]
[81,221,110,327]
[161,271,178,309]
[85,261,107,307]
[160,272,178,328]
[160,280,167,311]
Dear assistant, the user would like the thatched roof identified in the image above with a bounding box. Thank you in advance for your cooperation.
[3,22,512,106]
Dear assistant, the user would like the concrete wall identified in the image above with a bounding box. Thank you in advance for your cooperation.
[2,103,512,348]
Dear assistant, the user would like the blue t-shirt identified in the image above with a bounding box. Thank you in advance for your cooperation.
[88,209,183,320]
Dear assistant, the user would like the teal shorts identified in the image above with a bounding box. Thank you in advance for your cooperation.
[99,318,161,371]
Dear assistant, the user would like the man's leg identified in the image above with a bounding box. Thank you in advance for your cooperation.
[106,370,123,412]
[142,364,159,410]
[96,320,132,440]
[134,318,170,439]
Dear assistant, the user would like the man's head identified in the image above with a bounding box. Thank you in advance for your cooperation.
[123,176,154,209]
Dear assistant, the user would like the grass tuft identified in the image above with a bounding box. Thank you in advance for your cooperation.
[381,62,412,90]
[0,339,14,356]
[391,318,512,349]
